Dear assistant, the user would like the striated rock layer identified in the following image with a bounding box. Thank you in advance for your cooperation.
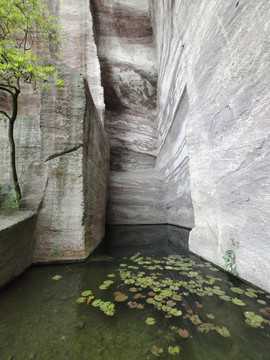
[151,0,270,292]
[91,0,166,224]
[33,62,109,262]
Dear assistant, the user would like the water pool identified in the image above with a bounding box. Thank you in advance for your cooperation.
[0,225,269,359]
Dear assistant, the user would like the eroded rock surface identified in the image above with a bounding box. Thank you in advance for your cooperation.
[33,62,109,262]
[91,0,165,224]
[151,0,270,292]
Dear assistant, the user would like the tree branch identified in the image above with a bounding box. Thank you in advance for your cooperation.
[0,110,10,120]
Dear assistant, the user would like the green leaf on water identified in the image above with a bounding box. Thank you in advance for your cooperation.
[232,298,246,306]
[107,274,116,278]
[146,317,156,325]
[76,297,86,303]
[151,345,163,357]
[219,295,231,301]
[81,290,92,297]
[215,326,231,337]
[230,287,245,294]
[52,275,62,281]
[244,312,264,328]
[170,308,182,316]
[92,299,102,307]
[168,346,180,355]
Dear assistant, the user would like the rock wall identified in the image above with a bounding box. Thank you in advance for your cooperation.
[0,210,36,288]
[33,62,109,262]
[90,0,165,224]
[0,1,110,263]
[150,0,270,292]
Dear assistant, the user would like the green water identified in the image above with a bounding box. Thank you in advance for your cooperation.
[0,226,269,360]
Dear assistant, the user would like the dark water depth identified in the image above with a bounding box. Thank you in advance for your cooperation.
[0,225,269,360]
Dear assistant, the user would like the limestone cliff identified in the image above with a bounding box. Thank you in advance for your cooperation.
[90,0,165,224]
[150,0,270,292]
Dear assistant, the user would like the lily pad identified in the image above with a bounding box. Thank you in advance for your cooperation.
[52,275,62,281]
[151,345,163,357]
[146,298,155,304]
[245,292,257,298]
[133,293,142,299]
[170,308,182,316]
[257,299,267,305]
[168,346,180,355]
[81,290,92,297]
[115,293,128,302]
[99,285,108,290]
[76,297,86,303]
[127,301,138,309]
[219,295,231,301]
[215,326,231,337]
[244,312,264,328]
[230,287,245,294]
[178,328,189,338]
[232,298,246,306]
[92,299,102,307]
[107,274,116,278]
[172,294,182,301]
[167,300,176,307]
[190,315,201,325]
[207,314,215,320]
[145,317,156,325]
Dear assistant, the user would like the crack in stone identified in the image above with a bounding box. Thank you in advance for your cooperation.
[45,144,83,162]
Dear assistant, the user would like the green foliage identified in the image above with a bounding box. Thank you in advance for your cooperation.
[0,0,64,90]
[0,183,19,208]
[222,250,237,275]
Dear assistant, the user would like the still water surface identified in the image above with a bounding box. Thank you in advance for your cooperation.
[0,225,269,359]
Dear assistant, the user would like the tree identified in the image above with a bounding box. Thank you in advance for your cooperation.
[0,0,64,201]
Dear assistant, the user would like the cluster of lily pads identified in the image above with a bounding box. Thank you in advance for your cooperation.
[75,253,270,355]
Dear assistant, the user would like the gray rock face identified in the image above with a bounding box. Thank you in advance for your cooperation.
[33,61,109,262]
[91,0,165,224]
[0,209,36,288]
[46,0,105,121]
[151,0,270,292]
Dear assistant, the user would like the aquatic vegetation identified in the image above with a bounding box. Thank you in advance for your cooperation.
[51,275,62,281]
[74,252,269,348]
[178,328,189,338]
[145,317,155,325]
[215,326,231,337]
[232,298,246,306]
[222,250,237,275]
[76,297,86,303]
[151,345,163,357]
[230,287,245,294]
[244,312,264,328]
[168,346,180,355]
[114,293,128,302]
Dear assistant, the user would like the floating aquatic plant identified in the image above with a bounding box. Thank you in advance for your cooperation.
[232,298,246,306]
[76,297,86,303]
[151,345,163,357]
[81,290,92,297]
[114,293,128,302]
[168,346,180,355]
[215,326,231,337]
[145,317,155,325]
[244,312,264,328]
[52,275,62,281]
[178,328,189,338]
